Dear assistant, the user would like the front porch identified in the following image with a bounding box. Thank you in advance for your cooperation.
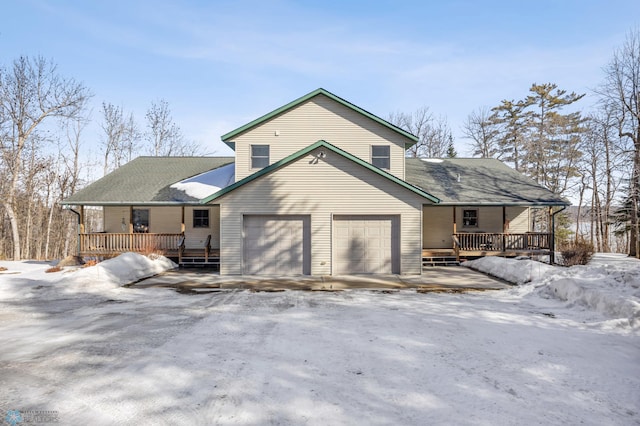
[78,233,220,267]
[422,232,552,266]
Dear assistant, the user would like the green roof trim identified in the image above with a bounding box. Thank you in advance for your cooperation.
[200,140,440,204]
[221,88,419,149]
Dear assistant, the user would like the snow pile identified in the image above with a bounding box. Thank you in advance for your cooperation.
[57,252,177,292]
[463,256,556,284]
[465,254,640,328]
[536,262,640,328]
[0,253,176,299]
[170,163,235,199]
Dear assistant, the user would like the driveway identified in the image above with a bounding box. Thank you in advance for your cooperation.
[132,266,510,292]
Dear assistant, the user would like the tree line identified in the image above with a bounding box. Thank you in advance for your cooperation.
[0,29,638,260]
[389,29,640,257]
[0,57,202,260]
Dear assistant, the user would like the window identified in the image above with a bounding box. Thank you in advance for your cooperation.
[371,145,390,169]
[132,209,149,233]
[251,145,270,169]
[193,209,210,228]
[462,209,478,228]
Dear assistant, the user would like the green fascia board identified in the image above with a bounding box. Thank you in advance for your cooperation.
[201,140,440,204]
[221,88,419,150]
[431,201,571,207]
[59,201,204,206]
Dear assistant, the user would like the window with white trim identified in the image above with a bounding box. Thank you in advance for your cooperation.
[462,209,478,228]
[371,145,390,169]
[251,145,270,169]
[193,209,210,228]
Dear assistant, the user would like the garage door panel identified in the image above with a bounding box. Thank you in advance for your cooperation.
[243,215,310,275]
[333,215,399,275]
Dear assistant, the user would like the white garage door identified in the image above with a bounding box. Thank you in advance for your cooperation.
[243,215,310,275]
[333,215,399,274]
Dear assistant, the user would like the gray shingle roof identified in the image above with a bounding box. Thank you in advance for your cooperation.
[405,158,569,206]
[63,155,568,207]
[62,157,235,205]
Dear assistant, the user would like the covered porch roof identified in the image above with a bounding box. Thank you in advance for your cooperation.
[406,158,570,206]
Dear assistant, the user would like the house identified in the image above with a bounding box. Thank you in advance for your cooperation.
[61,88,568,275]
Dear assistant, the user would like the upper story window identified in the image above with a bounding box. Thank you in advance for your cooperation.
[371,145,390,169]
[251,145,270,169]
[193,209,210,228]
[462,209,478,228]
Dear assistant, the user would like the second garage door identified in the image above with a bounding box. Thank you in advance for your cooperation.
[243,215,310,275]
[333,215,399,274]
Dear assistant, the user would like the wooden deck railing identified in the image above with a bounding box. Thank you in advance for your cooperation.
[79,233,183,255]
[454,232,551,252]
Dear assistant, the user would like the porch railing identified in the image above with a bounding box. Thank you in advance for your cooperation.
[454,232,551,252]
[79,233,183,255]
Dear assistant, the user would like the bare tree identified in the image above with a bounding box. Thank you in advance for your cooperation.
[388,108,452,157]
[101,102,140,175]
[598,28,640,257]
[462,107,501,158]
[0,56,90,260]
[145,99,201,156]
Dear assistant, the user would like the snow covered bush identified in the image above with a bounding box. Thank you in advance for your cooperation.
[558,239,594,266]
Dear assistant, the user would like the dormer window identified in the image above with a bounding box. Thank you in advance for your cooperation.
[371,145,390,169]
[251,145,270,169]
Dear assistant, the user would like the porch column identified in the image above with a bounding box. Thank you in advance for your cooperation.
[452,207,456,234]
[128,206,134,233]
[452,207,460,262]
[502,206,507,251]
[79,205,85,233]
[181,206,185,234]
[549,206,555,265]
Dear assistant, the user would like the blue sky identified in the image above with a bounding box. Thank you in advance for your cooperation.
[2,0,639,157]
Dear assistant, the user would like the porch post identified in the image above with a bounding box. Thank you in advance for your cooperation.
[181,206,185,234]
[502,206,507,251]
[128,206,134,251]
[452,207,460,262]
[452,207,456,234]
[79,205,85,233]
[128,206,134,233]
[549,206,555,265]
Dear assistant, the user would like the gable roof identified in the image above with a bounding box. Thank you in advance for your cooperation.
[405,158,570,206]
[61,157,235,206]
[200,140,440,204]
[221,88,419,149]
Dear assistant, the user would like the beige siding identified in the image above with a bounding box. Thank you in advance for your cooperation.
[423,206,454,249]
[103,206,180,233]
[103,206,130,233]
[216,146,428,275]
[184,206,221,249]
[231,94,410,181]
[423,206,532,248]
[506,206,530,233]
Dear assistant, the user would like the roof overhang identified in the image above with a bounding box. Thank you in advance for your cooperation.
[59,201,204,207]
[429,202,571,207]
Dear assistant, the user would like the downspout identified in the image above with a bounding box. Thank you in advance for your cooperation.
[550,205,567,265]
[64,206,82,256]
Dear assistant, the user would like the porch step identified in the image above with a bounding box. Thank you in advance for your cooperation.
[178,256,220,269]
[422,255,459,267]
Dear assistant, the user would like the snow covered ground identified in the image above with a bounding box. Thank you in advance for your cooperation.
[0,253,638,425]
